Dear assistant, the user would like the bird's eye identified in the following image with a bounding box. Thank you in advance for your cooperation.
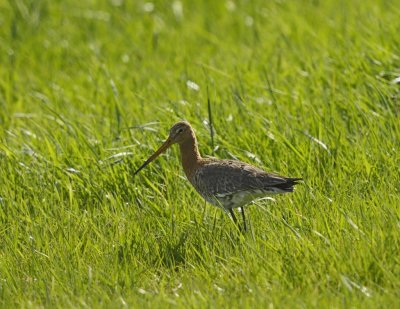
[177,128,184,134]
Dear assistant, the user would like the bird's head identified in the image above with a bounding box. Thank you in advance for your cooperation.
[168,121,192,144]
[133,121,193,175]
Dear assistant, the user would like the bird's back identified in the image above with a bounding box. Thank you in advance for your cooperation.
[190,158,301,209]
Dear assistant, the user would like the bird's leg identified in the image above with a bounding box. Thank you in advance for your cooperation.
[202,198,207,224]
[240,207,247,232]
[228,208,238,225]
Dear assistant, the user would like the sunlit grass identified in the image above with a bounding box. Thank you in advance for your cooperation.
[1,0,400,307]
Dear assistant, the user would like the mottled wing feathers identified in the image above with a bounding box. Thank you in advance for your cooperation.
[193,159,300,197]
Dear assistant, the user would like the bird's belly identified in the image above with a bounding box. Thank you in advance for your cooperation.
[207,189,274,209]
[190,183,227,209]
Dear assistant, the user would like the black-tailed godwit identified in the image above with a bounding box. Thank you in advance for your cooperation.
[134,121,302,231]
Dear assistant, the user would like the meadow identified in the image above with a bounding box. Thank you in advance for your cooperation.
[1,0,400,307]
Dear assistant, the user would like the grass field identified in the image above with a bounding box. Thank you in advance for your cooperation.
[1,0,400,307]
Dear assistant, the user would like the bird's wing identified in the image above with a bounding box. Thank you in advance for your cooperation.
[193,159,288,196]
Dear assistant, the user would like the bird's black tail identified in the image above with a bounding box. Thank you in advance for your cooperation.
[274,177,302,192]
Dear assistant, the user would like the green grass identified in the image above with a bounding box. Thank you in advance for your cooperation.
[1,0,400,307]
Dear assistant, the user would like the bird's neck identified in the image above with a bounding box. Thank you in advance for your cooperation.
[179,132,201,180]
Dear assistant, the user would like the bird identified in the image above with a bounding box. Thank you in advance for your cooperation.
[133,121,302,231]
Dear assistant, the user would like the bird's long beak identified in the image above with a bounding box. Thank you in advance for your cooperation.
[133,138,173,175]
